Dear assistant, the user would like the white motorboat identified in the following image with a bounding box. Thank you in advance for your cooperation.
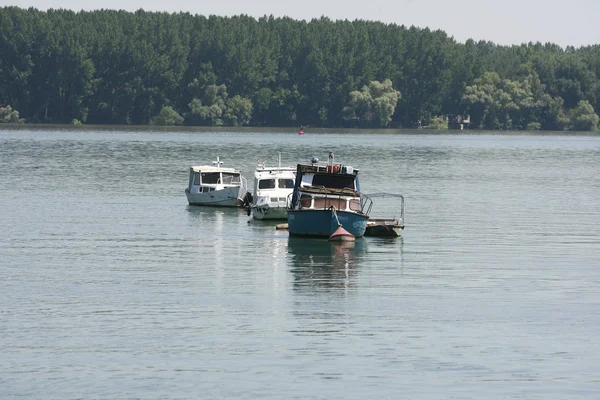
[250,154,296,220]
[185,157,249,207]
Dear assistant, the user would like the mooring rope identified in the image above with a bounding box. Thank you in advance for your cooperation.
[330,205,342,226]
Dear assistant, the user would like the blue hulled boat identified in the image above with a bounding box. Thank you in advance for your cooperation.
[287,153,373,238]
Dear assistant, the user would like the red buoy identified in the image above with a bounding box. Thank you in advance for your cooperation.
[328,225,355,241]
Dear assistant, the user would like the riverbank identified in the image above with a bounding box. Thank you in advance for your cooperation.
[2,123,599,135]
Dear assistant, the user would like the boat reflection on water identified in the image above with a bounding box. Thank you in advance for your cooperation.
[287,237,367,291]
[185,204,246,225]
[185,206,250,275]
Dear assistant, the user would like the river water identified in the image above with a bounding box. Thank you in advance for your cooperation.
[1,127,599,399]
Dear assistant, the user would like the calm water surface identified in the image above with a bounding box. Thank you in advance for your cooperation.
[1,128,599,399]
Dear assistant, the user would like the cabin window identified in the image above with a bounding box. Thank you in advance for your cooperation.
[259,179,276,189]
[349,199,361,211]
[221,173,241,185]
[312,174,355,190]
[201,172,220,184]
[313,197,346,210]
[313,198,326,209]
[279,179,294,188]
[193,173,201,185]
[299,194,312,208]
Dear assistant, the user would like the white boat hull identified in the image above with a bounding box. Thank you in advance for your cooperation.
[252,205,288,220]
[186,186,245,207]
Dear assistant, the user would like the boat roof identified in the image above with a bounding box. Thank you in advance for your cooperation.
[297,164,359,174]
[256,166,296,172]
[190,165,241,173]
[255,166,296,178]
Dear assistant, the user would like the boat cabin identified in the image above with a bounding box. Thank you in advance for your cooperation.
[290,156,371,215]
[188,166,244,193]
[256,175,295,190]
[252,166,296,205]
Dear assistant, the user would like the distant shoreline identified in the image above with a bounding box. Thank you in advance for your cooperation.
[1,123,598,135]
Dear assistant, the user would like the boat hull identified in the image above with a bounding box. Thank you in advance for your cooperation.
[287,209,369,238]
[252,205,288,220]
[185,186,245,207]
[364,219,404,237]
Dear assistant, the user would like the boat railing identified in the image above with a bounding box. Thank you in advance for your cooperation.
[359,193,374,215]
[398,195,405,225]
[288,190,373,215]
[367,192,405,225]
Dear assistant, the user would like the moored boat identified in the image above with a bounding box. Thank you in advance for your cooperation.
[363,193,405,237]
[250,154,296,220]
[364,218,404,237]
[185,157,249,207]
[287,153,373,238]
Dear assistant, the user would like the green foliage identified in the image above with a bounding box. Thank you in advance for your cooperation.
[254,88,272,114]
[71,119,82,125]
[569,100,599,131]
[462,72,517,129]
[151,106,184,126]
[0,105,23,123]
[427,115,448,130]
[0,7,599,129]
[224,95,253,126]
[185,84,253,126]
[462,71,571,130]
[186,84,228,126]
[343,79,400,127]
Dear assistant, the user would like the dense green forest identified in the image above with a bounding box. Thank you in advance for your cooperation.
[1,7,599,130]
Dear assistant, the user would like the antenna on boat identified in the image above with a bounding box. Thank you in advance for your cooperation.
[278,152,281,168]
[212,156,223,168]
[328,152,334,164]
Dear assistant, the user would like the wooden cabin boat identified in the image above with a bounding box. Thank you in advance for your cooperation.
[287,153,373,238]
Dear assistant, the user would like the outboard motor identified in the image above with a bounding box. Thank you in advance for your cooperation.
[243,192,253,215]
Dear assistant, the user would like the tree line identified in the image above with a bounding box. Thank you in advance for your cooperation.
[0,7,599,130]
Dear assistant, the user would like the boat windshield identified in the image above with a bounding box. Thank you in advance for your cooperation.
[279,179,294,188]
[221,173,241,185]
[312,173,355,190]
[259,179,276,189]
[201,172,220,184]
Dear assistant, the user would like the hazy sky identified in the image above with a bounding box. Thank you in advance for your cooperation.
[2,0,598,48]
